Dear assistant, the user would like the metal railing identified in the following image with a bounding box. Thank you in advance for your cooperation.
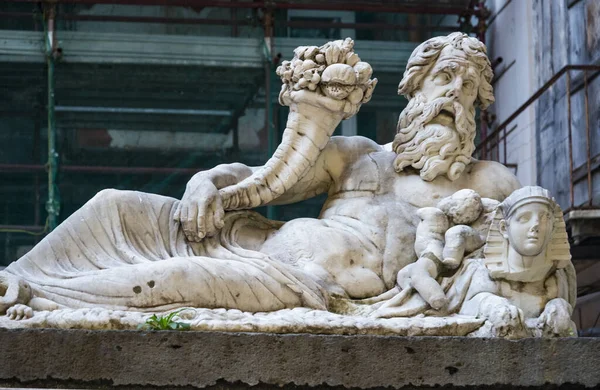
[475,64,600,210]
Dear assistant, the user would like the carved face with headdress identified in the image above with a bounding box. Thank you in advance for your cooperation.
[483,186,571,281]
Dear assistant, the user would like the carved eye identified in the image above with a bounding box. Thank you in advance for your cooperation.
[433,72,451,86]
[516,212,530,223]
[463,80,475,91]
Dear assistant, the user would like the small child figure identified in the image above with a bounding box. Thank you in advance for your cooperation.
[396,189,498,310]
[438,190,499,267]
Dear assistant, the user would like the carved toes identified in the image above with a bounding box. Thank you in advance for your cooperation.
[6,304,33,321]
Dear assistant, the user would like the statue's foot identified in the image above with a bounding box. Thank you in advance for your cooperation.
[0,272,33,314]
[485,303,526,338]
[535,298,576,337]
[6,304,33,321]
[428,294,449,311]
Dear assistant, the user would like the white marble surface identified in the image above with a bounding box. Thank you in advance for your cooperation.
[0,34,575,338]
[0,306,484,336]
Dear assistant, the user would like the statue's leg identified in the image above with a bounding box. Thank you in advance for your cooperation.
[19,256,326,312]
[4,189,194,303]
[3,190,327,313]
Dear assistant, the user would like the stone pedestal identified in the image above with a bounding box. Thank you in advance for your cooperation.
[0,329,598,389]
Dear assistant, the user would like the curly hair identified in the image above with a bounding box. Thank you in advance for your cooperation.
[397,32,494,109]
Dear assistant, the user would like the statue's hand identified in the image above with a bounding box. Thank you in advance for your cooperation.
[478,294,526,338]
[175,178,225,242]
[536,298,576,337]
[0,272,32,314]
[396,257,448,311]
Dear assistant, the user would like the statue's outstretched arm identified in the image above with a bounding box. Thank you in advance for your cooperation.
[177,39,377,242]
[176,148,336,242]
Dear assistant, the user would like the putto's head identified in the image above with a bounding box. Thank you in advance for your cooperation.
[437,189,483,225]
[392,33,494,182]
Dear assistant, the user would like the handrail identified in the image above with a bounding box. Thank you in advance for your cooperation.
[476,64,600,153]
[477,64,600,210]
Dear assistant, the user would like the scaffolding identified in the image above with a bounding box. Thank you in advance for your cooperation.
[475,64,600,212]
[0,0,488,263]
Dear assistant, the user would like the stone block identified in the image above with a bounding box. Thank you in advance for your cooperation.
[0,329,598,389]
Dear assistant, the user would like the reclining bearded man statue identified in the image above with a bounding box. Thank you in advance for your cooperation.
[0,33,521,327]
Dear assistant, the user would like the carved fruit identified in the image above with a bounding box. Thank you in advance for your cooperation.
[345,52,360,67]
[301,59,317,71]
[362,78,378,103]
[347,88,364,104]
[303,46,319,60]
[293,46,308,59]
[311,72,320,84]
[325,44,341,65]
[296,78,309,90]
[320,64,357,100]
[321,64,357,85]
[354,62,373,84]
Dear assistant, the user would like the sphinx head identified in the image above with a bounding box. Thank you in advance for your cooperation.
[484,186,571,281]
[392,32,494,182]
[499,188,556,257]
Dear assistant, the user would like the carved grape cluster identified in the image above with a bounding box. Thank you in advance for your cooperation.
[276,38,377,104]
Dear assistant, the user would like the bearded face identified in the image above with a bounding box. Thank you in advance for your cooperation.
[392,93,476,182]
[393,63,479,182]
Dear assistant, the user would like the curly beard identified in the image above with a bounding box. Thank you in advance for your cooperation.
[392,93,476,182]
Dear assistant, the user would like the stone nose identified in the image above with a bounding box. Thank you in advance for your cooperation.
[445,77,464,100]
[530,222,539,232]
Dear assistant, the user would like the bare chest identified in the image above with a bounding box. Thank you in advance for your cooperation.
[329,151,484,208]
[498,276,558,318]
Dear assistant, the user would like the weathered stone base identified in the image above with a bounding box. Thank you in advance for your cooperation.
[0,329,598,389]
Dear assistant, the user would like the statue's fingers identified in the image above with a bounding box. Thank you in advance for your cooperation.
[411,275,448,311]
[172,202,182,222]
[204,208,216,238]
[179,204,197,241]
[195,203,206,241]
[9,307,21,320]
[213,196,225,230]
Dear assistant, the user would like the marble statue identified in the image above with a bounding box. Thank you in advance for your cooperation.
[370,186,576,338]
[0,33,574,338]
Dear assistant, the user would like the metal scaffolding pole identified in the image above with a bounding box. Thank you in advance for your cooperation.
[264,8,276,220]
[44,4,60,231]
[8,0,480,16]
